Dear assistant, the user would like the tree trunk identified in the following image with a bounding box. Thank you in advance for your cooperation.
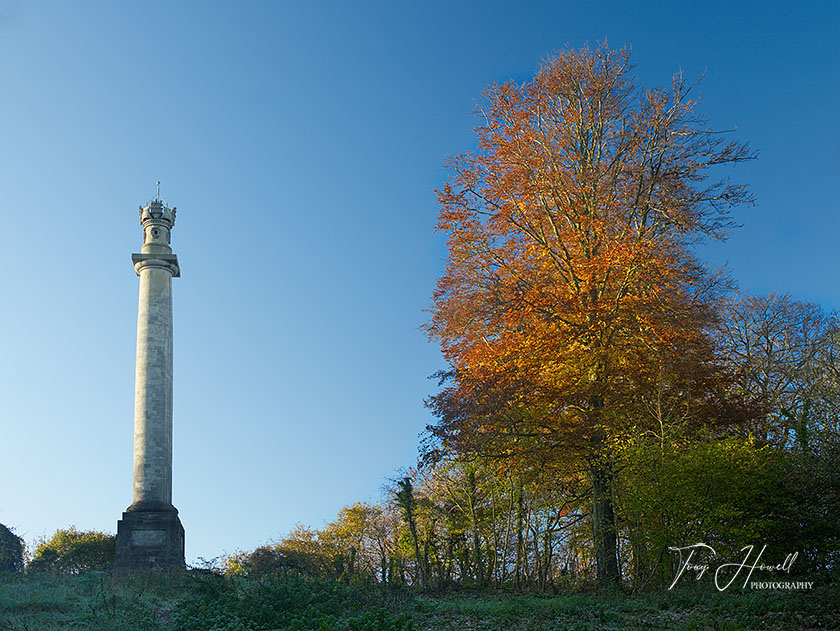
[408,520,425,586]
[467,471,485,586]
[396,478,427,587]
[515,480,524,588]
[530,524,542,589]
[591,458,620,586]
[501,478,515,586]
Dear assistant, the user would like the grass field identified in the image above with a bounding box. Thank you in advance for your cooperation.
[0,571,837,630]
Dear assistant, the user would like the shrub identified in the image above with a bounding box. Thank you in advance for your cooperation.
[28,526,115,573]
[616,435,788,588]
[174,572,413,631]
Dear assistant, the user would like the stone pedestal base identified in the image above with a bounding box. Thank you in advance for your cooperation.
[114,507,185,572]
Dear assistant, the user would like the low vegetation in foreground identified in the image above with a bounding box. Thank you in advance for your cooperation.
[1,570,838,631]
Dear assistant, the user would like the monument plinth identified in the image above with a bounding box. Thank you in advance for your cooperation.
[115,195,185,571]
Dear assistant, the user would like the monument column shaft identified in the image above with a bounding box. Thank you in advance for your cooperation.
[132,263,174,507]
[115,195,184,572]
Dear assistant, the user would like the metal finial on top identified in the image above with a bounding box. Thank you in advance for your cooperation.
[139,182,175,228]
[147,181,171,211]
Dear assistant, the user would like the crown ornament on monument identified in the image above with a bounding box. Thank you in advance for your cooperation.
[139,199,177,225]
[138,182,177,250]
[139,182,176,228]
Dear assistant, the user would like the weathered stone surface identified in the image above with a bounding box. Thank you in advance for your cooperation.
[115,197,185,572]
[115,508,184,572]
[131,262,175,507]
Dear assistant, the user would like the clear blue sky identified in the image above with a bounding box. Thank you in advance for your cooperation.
[0,0,837,563]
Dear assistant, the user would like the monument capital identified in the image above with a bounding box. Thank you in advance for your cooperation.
[131,253,180,278]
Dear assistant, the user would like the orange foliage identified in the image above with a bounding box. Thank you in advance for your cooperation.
[426,45,754,462]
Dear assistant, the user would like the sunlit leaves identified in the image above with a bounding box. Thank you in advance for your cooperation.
[426,44,753,460]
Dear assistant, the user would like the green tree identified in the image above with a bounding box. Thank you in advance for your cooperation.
[323,502,389,582]
[27,526,115,573]
[616,433,787,589]
[393,477,429,587]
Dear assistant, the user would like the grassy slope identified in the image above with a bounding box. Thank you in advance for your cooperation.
[0,572,178,631]
[1,572,837,631]
[412,588,839,630]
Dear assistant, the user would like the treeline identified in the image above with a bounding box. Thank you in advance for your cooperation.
[225,323,840,591]
[0,525,115,574]
[3,297,838,588]
[228,44,840,591]
[224,297,840,591]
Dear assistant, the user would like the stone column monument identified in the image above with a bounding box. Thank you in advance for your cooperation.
[114,193,185,571]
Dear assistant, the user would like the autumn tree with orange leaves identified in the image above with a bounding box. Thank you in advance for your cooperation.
[425,45,754,586]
